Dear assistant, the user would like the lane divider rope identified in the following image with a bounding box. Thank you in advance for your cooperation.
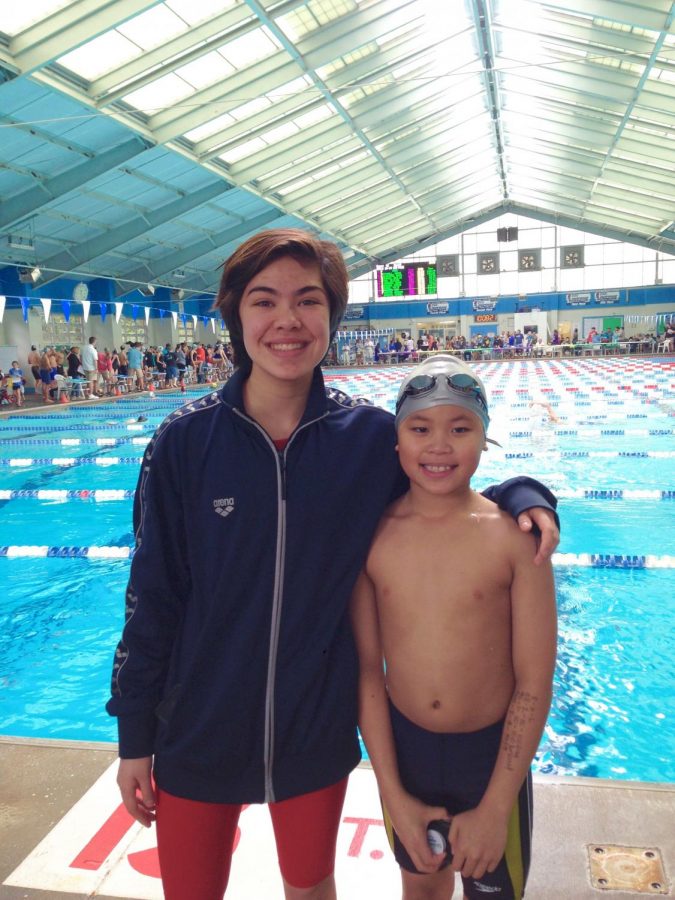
[1,548,673,567]
[2,488,674,502]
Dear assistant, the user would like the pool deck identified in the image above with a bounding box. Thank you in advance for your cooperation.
[0,737,673,899]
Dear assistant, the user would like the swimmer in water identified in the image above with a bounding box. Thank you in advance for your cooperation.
[351,354,557,899]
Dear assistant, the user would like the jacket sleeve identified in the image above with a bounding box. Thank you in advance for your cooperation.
[106,426,191,758]
[482,476,560,533]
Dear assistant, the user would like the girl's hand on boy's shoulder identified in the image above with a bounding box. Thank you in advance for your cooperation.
[517,506,559,565]
[449,805,507,880]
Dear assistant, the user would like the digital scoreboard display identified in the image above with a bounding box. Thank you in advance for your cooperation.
[377,263,437,298]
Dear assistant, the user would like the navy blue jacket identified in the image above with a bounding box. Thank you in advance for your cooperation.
[107,367,557,804]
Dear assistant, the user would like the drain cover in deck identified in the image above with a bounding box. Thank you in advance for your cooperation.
[588,844,669,893]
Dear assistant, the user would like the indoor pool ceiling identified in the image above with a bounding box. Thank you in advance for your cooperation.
[0,0,674,299]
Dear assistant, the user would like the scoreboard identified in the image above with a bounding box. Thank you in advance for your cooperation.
[377,263,437,298]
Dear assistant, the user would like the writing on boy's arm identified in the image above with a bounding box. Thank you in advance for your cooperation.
[449,539,557,881]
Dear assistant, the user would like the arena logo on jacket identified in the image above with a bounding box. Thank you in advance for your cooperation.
[213,497,235,517]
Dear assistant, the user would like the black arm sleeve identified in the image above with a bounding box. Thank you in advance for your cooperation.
[482,476,559,535]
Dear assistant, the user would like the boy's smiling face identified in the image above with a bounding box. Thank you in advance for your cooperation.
[396,403,486,496]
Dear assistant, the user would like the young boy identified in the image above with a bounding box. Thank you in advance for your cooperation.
[351,355,557,900]
[8,361,25,407]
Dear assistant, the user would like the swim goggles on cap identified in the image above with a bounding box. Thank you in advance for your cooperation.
[395,372,488,417]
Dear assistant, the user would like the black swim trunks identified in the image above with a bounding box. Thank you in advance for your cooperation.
[382,701,533,900]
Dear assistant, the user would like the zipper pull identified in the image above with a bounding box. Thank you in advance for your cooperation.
[279,452,287,500]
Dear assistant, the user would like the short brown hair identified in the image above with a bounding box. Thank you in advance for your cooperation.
[214,228,349,373]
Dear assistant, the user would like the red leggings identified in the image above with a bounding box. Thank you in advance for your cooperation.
[156,777,348,899]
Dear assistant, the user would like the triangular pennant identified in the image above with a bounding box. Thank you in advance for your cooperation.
[211,318,216,334]
[201,316,209,327]
[21,298,29,322]
[62,300,71,322]
[180,313,187,326]
[158,308,167,318]
[132,304,139,321]
[171,310,178,327]
[115,302,123,323]
[192,314,198,329]
[40,298,52,323]
[99,302,107,323]
[81,299,91,323]
[144,306,150,326]
[0,295,5,323]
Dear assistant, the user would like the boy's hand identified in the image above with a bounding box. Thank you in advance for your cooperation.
[387,792,449,874]
[448,805,507,880]
[117,757,156,827]
[517,506,559,565]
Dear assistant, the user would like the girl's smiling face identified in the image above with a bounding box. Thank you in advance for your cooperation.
[239,256,331,388]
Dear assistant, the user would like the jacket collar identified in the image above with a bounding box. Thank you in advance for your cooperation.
[220,366,329,425]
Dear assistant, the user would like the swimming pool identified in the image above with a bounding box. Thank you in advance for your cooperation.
[1,358,673,783]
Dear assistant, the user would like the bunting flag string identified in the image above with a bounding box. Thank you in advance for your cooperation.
[4,293,225,331]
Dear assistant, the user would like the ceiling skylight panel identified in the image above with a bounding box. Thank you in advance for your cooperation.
[307,0,357,26]
[221,27,279,67]
[123,73,196,115]
[277,6,320,43]
[218,136,267,164]
[0,0,68,35]
[293,104,334,129]
[176,51,236,89]
[229,96,272,121]
[57,31,141,81]
[263,121,300,143]
[185,111,236,142]
[165,0,239,27]
[268,75,314,100]
[276,176,314,195]
[117,5,189,50]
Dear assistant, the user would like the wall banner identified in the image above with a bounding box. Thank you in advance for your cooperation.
[344,306,365,320]
[472,298,497,312]
[566,292,592,306]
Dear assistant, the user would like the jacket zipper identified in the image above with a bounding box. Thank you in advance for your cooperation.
[233,407,328,802]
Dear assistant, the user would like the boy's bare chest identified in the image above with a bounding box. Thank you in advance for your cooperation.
[373,514,513,612]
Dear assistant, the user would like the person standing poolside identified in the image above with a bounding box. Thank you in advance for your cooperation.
[38,348,55,403]
[351,356,557,900]
[127,342,145,391]
[81,336,99,397]
[27,345,41,391]
[106,229,560,900]
[8,361,24,407]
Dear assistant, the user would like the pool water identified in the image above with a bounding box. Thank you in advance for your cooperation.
[1,358,674,783]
